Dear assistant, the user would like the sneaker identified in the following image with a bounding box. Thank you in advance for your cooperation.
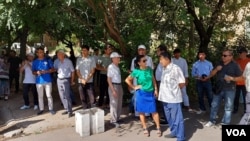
[20,105,30,110]
[50,110,56,115]
[112,122,120,128]
[196,109,206,114]
[205,121,215,127]
[33,105,38,110]
[4,96,8,101]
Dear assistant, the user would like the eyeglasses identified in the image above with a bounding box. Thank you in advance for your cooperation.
[142,59,147,63]
[222,54,231,57]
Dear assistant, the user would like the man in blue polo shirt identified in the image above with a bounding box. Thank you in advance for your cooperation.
[32,47,56,115]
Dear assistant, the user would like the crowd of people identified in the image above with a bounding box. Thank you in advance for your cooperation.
[1,44,250,141]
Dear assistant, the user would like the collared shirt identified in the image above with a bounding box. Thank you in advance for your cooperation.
[32,58,54,84]
[191,59,213,77]
[172,57,189,78]
[107,63,121,83]
[75,56,96,83]
[243,62,250,92]
[155,63,163,81]
[54,58,74,79]
[158,63,185,103]
[99,54,112,75]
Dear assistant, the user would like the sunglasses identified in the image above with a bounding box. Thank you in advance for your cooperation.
[222,54,231,57]
[142,59,147,63]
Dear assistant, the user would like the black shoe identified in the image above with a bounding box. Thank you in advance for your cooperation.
[72,102,77,106]
[117,120,125,123]
[37,110,44,115]
[160,121,169,126]
[62,111,68,115]
[50,110,56,115]
[164,134,176,138]
[68,112,74,118]
[233,110,238,114]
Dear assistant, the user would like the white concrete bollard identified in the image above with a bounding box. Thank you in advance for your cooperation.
[75,109,90,137]
[75,107,105,137]
[89,107,105,134]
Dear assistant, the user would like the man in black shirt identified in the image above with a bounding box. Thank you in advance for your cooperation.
[8,50,22,93]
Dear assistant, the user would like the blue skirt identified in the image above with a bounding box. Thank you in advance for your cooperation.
[135,89,156,113]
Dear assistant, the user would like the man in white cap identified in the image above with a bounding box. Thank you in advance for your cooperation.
[107,52,123,128]
[54,49,75,117]
[130,44,154,118]
[20,53,38,110]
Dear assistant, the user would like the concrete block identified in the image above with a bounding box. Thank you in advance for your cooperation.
[3,128,23,138]
[75,109,90,137]
[89,107,105,134]
[75,107,105,137]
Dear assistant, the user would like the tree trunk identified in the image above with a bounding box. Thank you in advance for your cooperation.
[19,28,29,59]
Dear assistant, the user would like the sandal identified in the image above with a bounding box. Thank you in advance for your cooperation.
[156,128,162,137]
[143,128,150,137]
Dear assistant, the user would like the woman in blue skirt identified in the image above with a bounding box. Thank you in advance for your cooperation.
[125,55,161,137]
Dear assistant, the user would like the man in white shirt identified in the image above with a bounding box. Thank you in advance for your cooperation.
[155,44,168,125]
[130,44,154,117]
[107,52,123,128]
[172,48,192,111]
[76,45,96,109]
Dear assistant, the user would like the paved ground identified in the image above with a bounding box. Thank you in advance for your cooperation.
[0,88,245,141]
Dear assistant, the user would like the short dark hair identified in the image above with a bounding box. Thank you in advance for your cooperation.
[104,44,114,50]
[10,50,16,54]
[198,50,206,54]
[159,52,172,61]
[157,44,167,52]
[81,45,90,50]
[173,48,181,54]
[36,47,44,52]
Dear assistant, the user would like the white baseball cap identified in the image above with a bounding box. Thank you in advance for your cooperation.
[26,53,34,57]
[110,52,122,58]
[138,44,146,50]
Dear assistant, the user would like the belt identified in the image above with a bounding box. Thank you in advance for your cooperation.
[58,77,70,80]
[112,82,121,85]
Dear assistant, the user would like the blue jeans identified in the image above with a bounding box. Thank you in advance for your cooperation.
[209,90,235,124]
[196,80,213,111]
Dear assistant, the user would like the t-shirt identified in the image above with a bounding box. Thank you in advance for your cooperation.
[130,67,154,92]
[32,58,54,84]
[215,61,242,91]
[8,56,22,73]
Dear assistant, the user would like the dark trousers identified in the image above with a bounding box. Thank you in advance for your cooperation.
[79,83,95,108]
[234,85,247,112]
[23,83,38,106]
[70,87,76,103]
[9,72,19,92]
[98,74,109,106]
